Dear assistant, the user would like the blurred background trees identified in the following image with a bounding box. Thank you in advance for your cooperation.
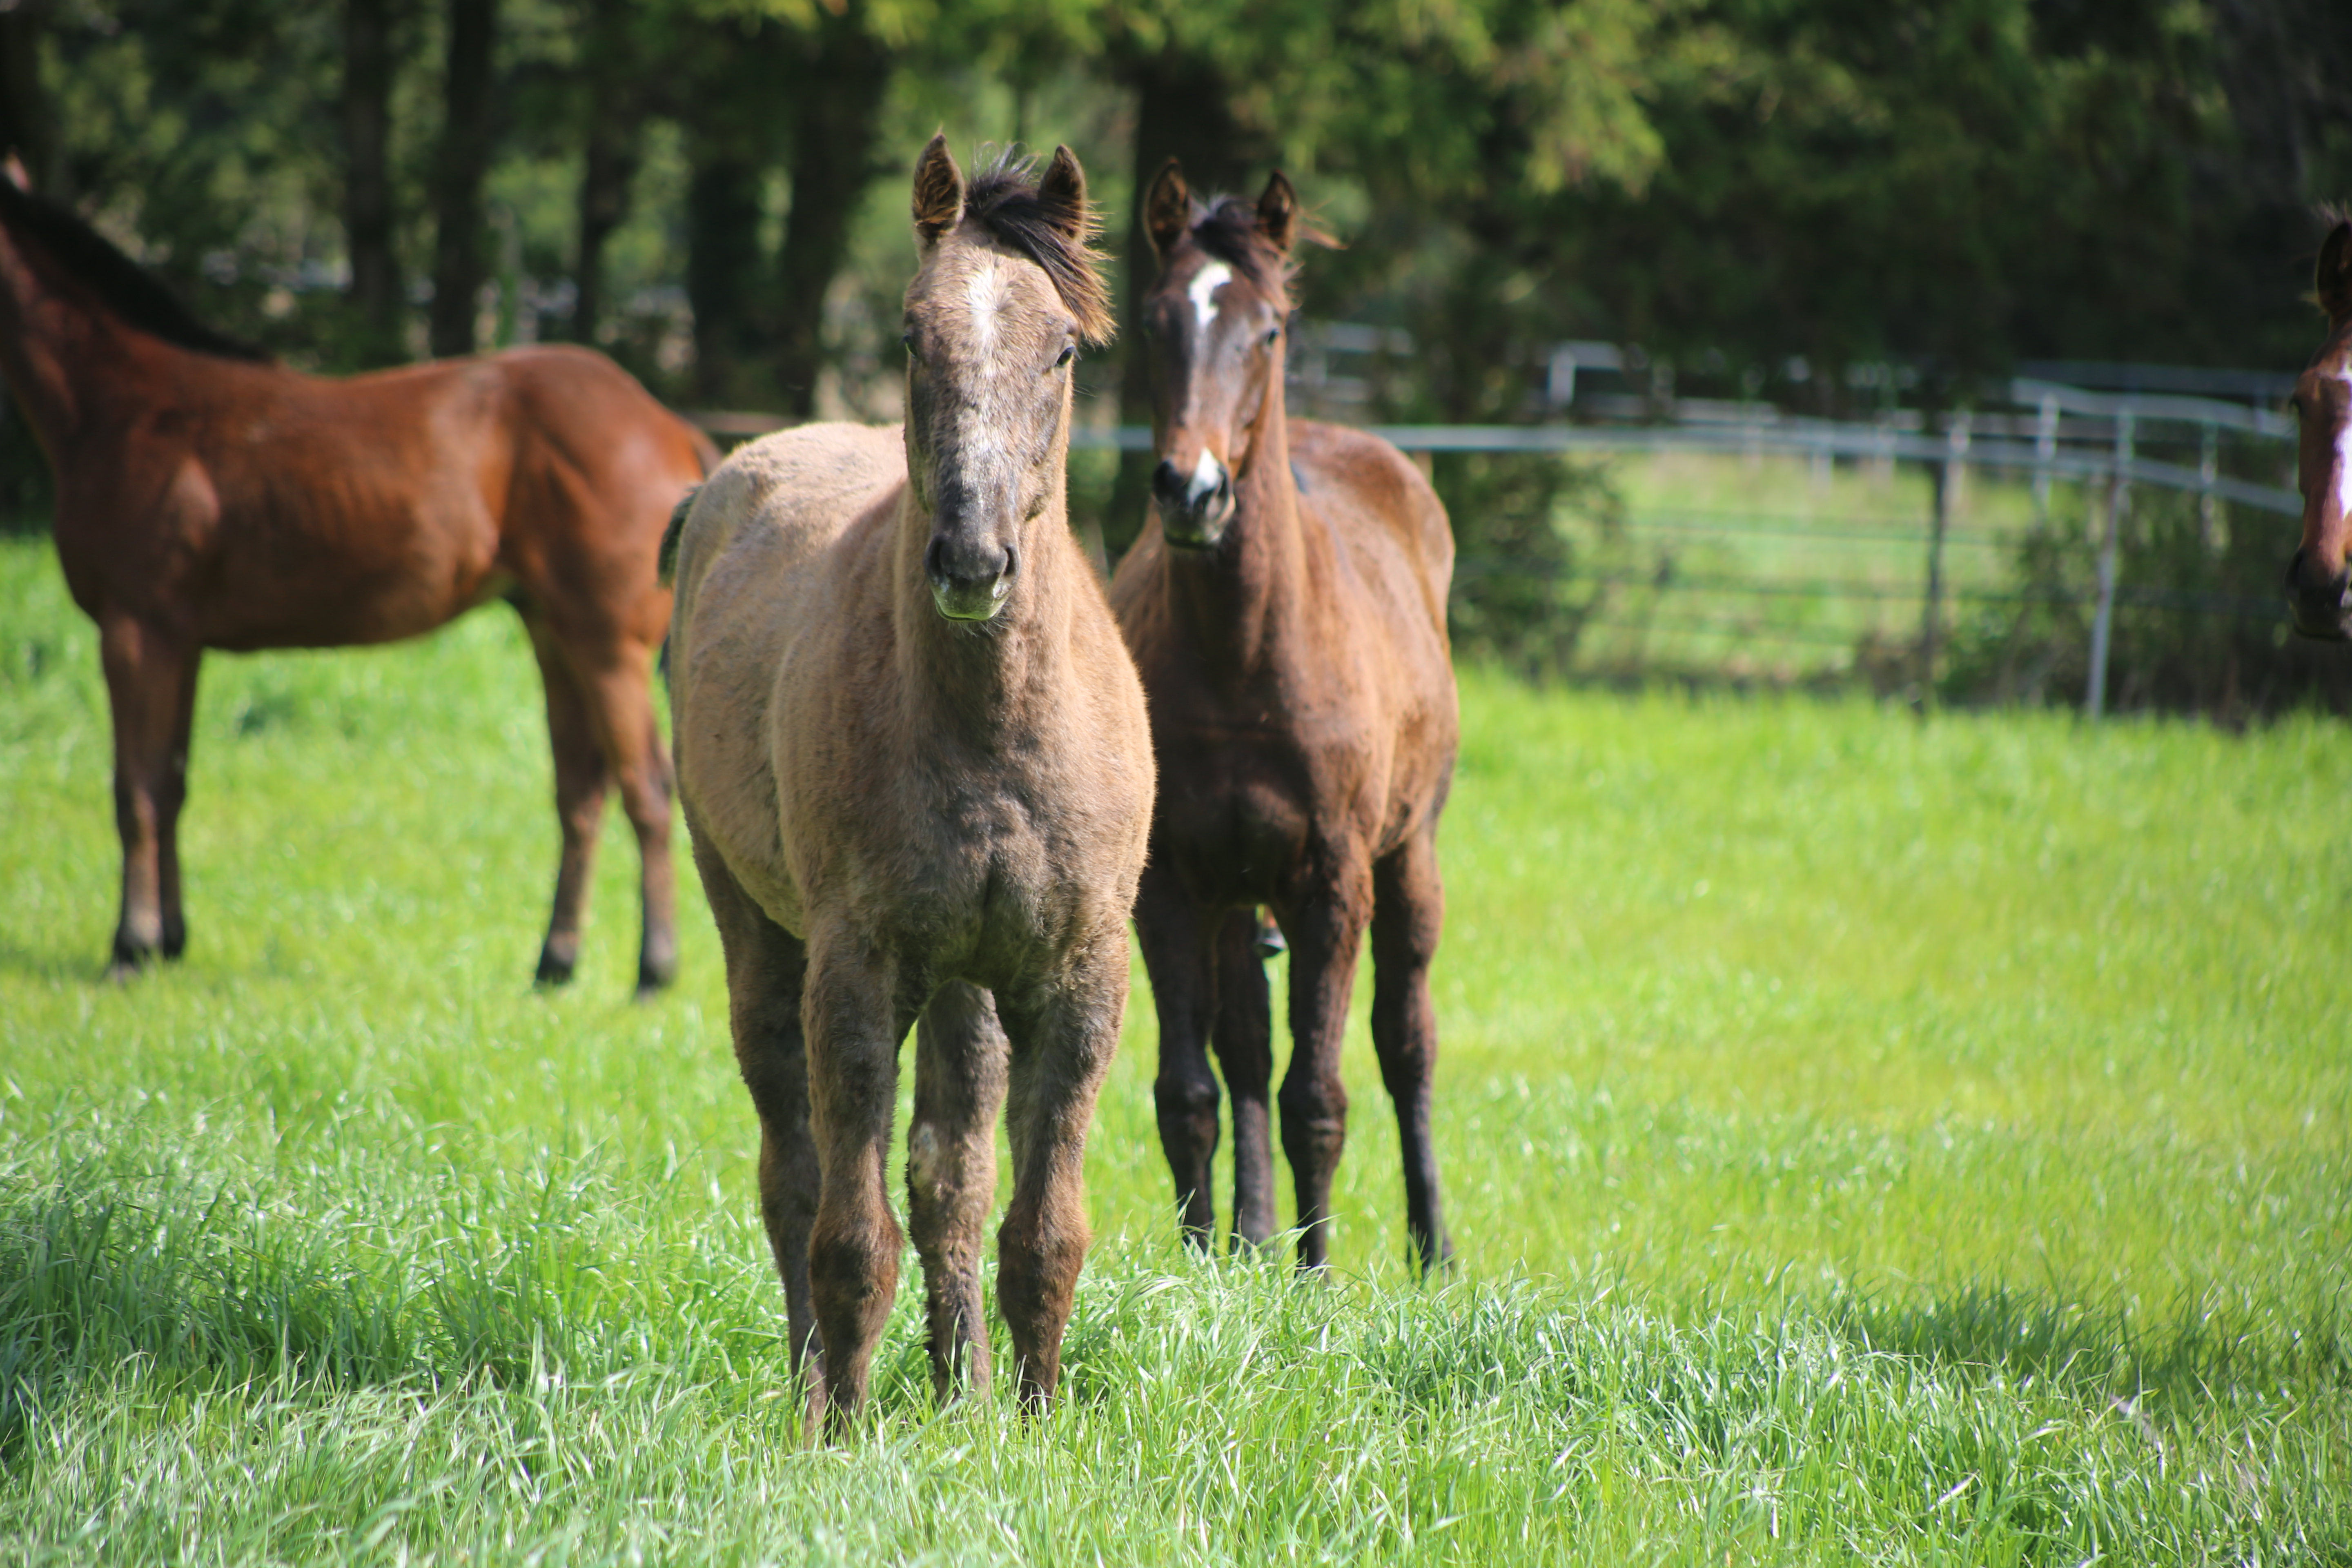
[0,0,2348,704]
[5,0,2341,402]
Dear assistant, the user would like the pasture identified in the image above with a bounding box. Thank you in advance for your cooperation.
[1,529,2346,1561]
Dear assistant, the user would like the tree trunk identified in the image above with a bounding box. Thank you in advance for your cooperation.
[772,17,890,421]
[1102,49,1267,561]
[570,0,638,345]
[685,150,767,406]
[343,0,401,366]
[429,0,499,358]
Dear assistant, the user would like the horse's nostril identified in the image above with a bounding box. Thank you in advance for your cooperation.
[924,537,947,584]
[1152,460,1185,502]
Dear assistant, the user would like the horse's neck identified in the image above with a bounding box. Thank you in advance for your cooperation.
[1169,382,1312,684]
[892,485,1084,744]
[0,225,136,449]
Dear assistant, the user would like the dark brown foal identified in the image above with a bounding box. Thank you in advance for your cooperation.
[0,176,711,991]
[1110,164,1461,1273]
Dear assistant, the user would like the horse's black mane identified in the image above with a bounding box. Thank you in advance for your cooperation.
[1187,196,1293,313]
[964,152,1115,346]
[0,180,271,362]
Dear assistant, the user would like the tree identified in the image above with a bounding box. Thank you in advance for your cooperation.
[428,0,498,357]
[343,0,402,365]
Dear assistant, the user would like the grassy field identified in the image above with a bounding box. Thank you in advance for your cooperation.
[2,529,2348,1563]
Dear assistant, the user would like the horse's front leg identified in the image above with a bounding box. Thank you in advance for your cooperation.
[908,981,1009,1403]
[996,921,1127,1407]
[97,614,200,978]
[1278,860,1374,1272]
[800,927,908,1434]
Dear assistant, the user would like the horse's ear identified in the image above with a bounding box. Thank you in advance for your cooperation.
[2321,220,2352,323]
[1257,171,1299,256]
[1145,159,1190,261]
[912,132,964,247]
[1037,144,1092,244]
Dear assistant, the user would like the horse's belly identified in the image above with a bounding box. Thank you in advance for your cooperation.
[1159,764,1310,904]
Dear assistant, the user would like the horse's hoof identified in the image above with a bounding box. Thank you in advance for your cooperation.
[533,951,577,987]
[635,952,677,997]
[1253,909,1286,960]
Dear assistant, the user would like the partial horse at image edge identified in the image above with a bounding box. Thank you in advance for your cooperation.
[0,174,715,990]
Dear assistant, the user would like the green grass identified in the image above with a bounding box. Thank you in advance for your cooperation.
[1,532,2347,1563]
[1568,451,2058,684]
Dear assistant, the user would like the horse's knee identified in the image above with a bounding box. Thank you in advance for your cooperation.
[1153,1063,1221,1152]
[1278,1074,1349,1165]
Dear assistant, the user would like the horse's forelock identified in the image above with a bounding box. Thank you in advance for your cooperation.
[1183,197,1294,314]
[961,153,1114,347]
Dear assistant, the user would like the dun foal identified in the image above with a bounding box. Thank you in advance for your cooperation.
[1111,165,1461,1273]
[2286,217,2352,640]
[0,177,710,990]
[665,139,1151,1432]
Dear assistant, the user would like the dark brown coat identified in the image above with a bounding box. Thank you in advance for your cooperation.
[1110,165,1461,1272]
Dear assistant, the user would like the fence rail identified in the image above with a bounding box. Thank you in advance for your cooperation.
[687,400,2307,713]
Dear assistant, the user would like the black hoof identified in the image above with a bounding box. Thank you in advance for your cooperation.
[534,949,578,987]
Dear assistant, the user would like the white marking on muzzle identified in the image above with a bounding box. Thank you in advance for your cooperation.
[1188,261,1232,334]
[1185,448,1225,507]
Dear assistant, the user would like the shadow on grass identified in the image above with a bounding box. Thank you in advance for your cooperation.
[1829,1281,2352,1404]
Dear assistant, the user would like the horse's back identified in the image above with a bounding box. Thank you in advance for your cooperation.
[1287,419,1454,645]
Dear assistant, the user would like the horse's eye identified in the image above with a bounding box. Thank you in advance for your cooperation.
[1055,344,1076,369]
[1263,326,1281,347]
[902,332,917,356]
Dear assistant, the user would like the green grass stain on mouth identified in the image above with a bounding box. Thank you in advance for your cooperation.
[1,533,2348,1561]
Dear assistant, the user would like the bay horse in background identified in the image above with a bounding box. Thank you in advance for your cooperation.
[0,175,714,991]
[1109,162,1461,1274]
[665,138,1151,1433]
[2286,215,2352,640]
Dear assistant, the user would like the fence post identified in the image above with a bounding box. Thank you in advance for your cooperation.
[2033,393,2058,529]
[2198,422,2219,548]
[1919,414,1967,712]
[2085,410,2133,720]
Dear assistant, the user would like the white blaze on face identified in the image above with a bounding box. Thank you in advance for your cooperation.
[964,259,1010,365]
[2337,368,2352,522]
[1185,445,1226,507]
[1188,260,1232,335]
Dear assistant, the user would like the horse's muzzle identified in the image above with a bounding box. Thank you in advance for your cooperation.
[927,534,1014,622]
[1153,457,1234,550]
[2284,547,2352,641]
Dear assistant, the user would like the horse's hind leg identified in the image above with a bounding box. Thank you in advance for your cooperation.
[584,654,677,995]
[1210,908,1278,1250]
[909,981,1009,1403]
[97,615,200,978]
[519,612,611,986]
[1371,831,1453,1275]
[1136,864,1221,1248]
[690,829,828,1433]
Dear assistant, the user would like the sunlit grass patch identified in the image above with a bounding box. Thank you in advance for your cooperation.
[2,535,2348,1562]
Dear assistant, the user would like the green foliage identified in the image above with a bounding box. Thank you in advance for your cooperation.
[2,534,2348,1557]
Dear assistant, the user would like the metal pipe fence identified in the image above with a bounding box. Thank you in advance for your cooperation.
[694,390,2306,713]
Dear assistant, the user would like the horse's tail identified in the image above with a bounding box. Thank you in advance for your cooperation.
[657,483,698,590]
